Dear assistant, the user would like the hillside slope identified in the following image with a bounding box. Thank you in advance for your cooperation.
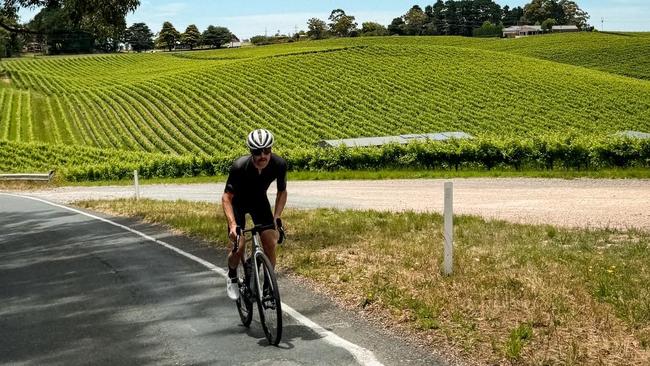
[0,33,648,159]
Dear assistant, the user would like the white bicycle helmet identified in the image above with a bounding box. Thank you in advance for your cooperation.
[247,129,274,149]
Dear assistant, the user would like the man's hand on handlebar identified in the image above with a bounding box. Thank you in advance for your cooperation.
[229,225,238,243]
[275,218,285,244]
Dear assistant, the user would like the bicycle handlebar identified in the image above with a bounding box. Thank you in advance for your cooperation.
[231,219,285,253]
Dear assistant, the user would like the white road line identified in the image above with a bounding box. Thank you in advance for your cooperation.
[1,193,384,366]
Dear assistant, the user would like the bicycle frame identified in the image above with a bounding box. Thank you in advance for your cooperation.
[232,218,285,345]
[233,221,281,301]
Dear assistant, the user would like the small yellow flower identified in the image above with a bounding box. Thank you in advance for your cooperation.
[607,269,614,274]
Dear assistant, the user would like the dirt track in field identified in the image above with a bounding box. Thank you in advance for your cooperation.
[11,178,650,231]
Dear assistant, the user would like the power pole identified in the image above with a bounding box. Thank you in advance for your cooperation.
[601,17,604,31]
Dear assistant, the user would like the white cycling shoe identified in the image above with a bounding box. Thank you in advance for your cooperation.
[226,277,239,300]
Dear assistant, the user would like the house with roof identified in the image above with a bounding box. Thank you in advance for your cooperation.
[502,25,543,38]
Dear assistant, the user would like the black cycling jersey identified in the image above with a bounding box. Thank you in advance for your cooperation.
[224,153,287,228]
[224,153,287,201]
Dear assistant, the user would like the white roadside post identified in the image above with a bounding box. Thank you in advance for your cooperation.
[134,170,140,200]
[444,181,453,276]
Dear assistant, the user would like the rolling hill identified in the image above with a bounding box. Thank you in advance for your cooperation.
[0,32,648,177]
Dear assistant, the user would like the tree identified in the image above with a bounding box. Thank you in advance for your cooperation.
[0,0,139,43]
[473,21,503,37]
[157,21,179,51]
[306,18,327,39]
[0,7,22,58]
[180,24,200,49]
[0,25,10,58]
[201,25,231,48]
[360,21,387,37]
[443,1,459,35]
[523,0,552,24]
[502,5,525,26]
[124,22,153,52]
[403,5,427,35]
[328,9,357,37]
[559,0,589,29]
[28,6,93,54]
[387,17,405,35]
[541,17,556,32]
[426,0,446,35]
[523,0,589,28]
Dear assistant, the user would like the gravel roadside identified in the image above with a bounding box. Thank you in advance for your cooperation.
[11,177,650,231]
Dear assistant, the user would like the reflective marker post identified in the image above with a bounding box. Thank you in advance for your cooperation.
[134,170,140,200]
[444,182,453,276]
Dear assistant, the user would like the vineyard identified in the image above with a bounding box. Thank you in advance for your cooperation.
[0,32,649,179]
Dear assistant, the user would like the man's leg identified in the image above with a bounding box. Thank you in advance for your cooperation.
[227,234,246,271]
[225,206,247,300]
[260,229,279,267]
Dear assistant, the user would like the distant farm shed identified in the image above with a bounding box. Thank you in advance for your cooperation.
[318,132,473,148]
[552,25,579,33]
[616,130,650,139]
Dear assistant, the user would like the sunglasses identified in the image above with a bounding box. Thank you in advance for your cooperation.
[251,148,272,156]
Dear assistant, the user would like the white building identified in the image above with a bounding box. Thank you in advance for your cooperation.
[503,25,543,38]
[552,25,579,33]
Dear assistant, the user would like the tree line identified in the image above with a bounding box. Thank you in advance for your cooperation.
[300,0,589,41]
[0,0,234,56]
[125,22,234,52]
[1,0,591,56]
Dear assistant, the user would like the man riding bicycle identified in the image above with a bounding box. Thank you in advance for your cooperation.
[223,128,288,300]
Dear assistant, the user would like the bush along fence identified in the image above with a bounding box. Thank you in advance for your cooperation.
[2,134,649,182]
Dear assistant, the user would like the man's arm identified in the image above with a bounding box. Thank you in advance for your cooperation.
[273,190,287,221]
[222,192,237,239]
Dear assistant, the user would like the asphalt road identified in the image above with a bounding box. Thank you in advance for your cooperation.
[0,194,446,366]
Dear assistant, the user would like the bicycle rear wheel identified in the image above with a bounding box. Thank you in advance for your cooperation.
[254,253,282,345]
[235,259,253,327]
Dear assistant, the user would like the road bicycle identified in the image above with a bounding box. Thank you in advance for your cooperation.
[232,218,285,345]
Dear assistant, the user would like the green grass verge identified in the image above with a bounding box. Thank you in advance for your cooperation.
[75,199,650,365]
[58,168,650,187]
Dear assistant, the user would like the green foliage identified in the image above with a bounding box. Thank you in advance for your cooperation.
[250,35,293,46]
[157,21,180,51]
[541,18,557,32]
[328,9,357,37]
[180,24,201,49]
[125,22,154,52]
[473,21,503,38]
[524,0,589,29]
[201,25,232,48]
[360,22,387,37]
[306,18,328,39]
[2,135,648,181]
[504,323,533,360]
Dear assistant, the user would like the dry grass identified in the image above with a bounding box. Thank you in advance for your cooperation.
[75,199,650,365]
[0,180,56,191]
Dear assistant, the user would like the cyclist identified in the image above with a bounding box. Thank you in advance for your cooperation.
[223,128,288,300]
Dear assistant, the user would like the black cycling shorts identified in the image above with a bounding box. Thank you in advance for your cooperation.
[232,197,274,231]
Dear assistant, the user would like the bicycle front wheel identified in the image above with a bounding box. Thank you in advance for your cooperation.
[254,253,282,345]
